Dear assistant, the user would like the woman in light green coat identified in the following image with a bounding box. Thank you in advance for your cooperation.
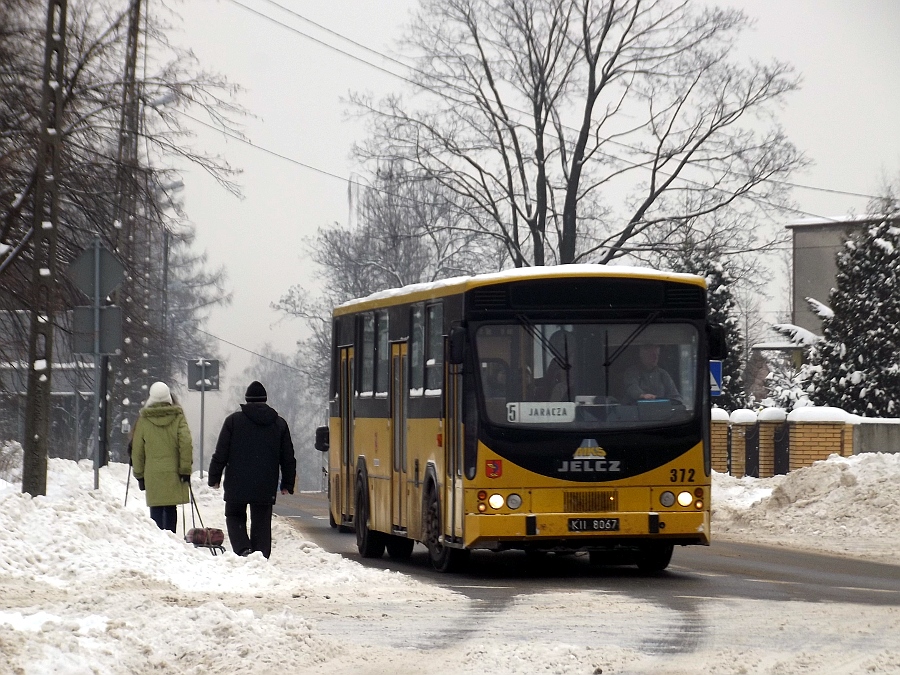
[131,381,193,532]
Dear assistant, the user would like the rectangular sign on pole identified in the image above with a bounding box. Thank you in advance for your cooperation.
[710,360,723,396]
[187,358,220,478]
[73,306,123,354]
[66,238,125,490]
[187,358,219,391]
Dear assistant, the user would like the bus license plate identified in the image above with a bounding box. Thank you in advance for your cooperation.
[568,517,620,532]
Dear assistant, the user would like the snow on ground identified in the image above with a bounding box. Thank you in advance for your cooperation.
[0,446,898,674]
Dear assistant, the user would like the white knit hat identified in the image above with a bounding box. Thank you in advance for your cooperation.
[146,381,173,406]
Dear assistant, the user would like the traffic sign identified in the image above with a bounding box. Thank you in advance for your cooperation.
[710,360,723,396]
[187,358,220,391]
[73,306,123,354]
[67,240,124,300]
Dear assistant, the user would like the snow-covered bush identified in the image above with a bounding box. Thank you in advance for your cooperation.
[0,440,23,483]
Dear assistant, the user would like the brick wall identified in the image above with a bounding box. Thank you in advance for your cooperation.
[711,420,728,473]
[788,422,853,472]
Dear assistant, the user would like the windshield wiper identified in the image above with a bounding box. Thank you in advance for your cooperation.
[516,314,570,370]
[602,311,660,367]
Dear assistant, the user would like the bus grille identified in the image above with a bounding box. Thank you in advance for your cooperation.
[471,286,508,310]
[665,286,704,308]
[564,490,618,513]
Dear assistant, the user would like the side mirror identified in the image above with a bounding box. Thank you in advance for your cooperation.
[448,325,466,365]
[314,425,330,452]
[707,324,728,361]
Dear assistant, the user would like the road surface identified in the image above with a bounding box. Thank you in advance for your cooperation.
[275,491,900,607]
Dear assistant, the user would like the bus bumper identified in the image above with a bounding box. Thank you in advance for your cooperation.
[463,510,709,549]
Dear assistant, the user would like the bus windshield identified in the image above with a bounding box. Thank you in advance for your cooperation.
[474,321,699,430]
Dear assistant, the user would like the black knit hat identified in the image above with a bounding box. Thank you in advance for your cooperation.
[245,380,267,403]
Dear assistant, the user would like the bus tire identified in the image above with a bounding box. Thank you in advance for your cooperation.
[329,508,338,529]
[424,490,468,573]
[636,543,674,572]
[355,479,385,558]
[385,536,415,560]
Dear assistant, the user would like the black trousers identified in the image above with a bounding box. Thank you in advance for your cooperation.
[149,505,177,533]
[225,502,274,558]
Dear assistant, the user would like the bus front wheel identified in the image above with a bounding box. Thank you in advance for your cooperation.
[355,479,385,558]
[636,543,674,572]
[424,491,468,573]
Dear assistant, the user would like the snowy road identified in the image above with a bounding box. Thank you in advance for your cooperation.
[277,491,900,608]
[273,489,900,674]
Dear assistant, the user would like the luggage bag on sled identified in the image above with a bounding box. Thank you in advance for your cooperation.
[184,483,226,555]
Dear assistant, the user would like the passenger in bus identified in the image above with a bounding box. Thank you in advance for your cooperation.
[622,344,682,404]
[208,381,297,559]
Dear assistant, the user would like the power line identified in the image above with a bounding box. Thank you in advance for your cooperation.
[221,0,881,203]
[176,108,863,225]
[196,327,304,373]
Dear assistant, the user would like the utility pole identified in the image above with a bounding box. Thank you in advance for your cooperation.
[22,0,68,497]
[105,0,144,462]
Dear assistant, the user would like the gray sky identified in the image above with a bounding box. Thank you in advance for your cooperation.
[169,0,900,438]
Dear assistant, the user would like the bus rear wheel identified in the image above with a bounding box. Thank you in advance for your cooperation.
[386,536,415,560]
[355,480,385,558]
[424,491,468,573]
[636,543,674,572]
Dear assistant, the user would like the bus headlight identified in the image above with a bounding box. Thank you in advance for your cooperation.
[488,494,505,509]
[677,491,693,507]
[507,493,522,510]
[660,491,676,507]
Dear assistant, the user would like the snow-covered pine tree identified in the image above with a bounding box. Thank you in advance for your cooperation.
[762,317,822,410]
[705,263,747,410]
[672,257,746,410]
[809,212,900,415]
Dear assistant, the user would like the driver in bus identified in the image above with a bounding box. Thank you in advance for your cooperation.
[622,344,682,404]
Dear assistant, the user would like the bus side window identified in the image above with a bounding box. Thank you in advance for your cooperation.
[360,313,375,397]
[425,303,444,394]
[410,305,425,396]
[375,310,389,396]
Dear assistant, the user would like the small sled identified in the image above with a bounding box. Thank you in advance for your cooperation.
[184,483,226,556]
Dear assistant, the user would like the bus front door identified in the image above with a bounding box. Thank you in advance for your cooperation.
[339,347,355,528]
[391,342,408,532]
[445,360,464,542]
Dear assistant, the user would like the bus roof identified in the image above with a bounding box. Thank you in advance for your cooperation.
[334,264,706,316]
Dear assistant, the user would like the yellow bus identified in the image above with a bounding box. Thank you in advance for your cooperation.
[315,265,726,572]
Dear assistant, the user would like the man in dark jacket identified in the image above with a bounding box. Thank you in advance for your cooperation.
[208,381,296,558]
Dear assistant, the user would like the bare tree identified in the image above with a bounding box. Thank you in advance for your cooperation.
[351,0,804,267]
[275,163,504,401]
[0,1,239,462]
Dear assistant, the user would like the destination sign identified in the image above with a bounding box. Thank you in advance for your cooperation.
[506,402,575,424]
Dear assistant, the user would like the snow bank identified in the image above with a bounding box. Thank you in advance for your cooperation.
[713,452,900,562]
